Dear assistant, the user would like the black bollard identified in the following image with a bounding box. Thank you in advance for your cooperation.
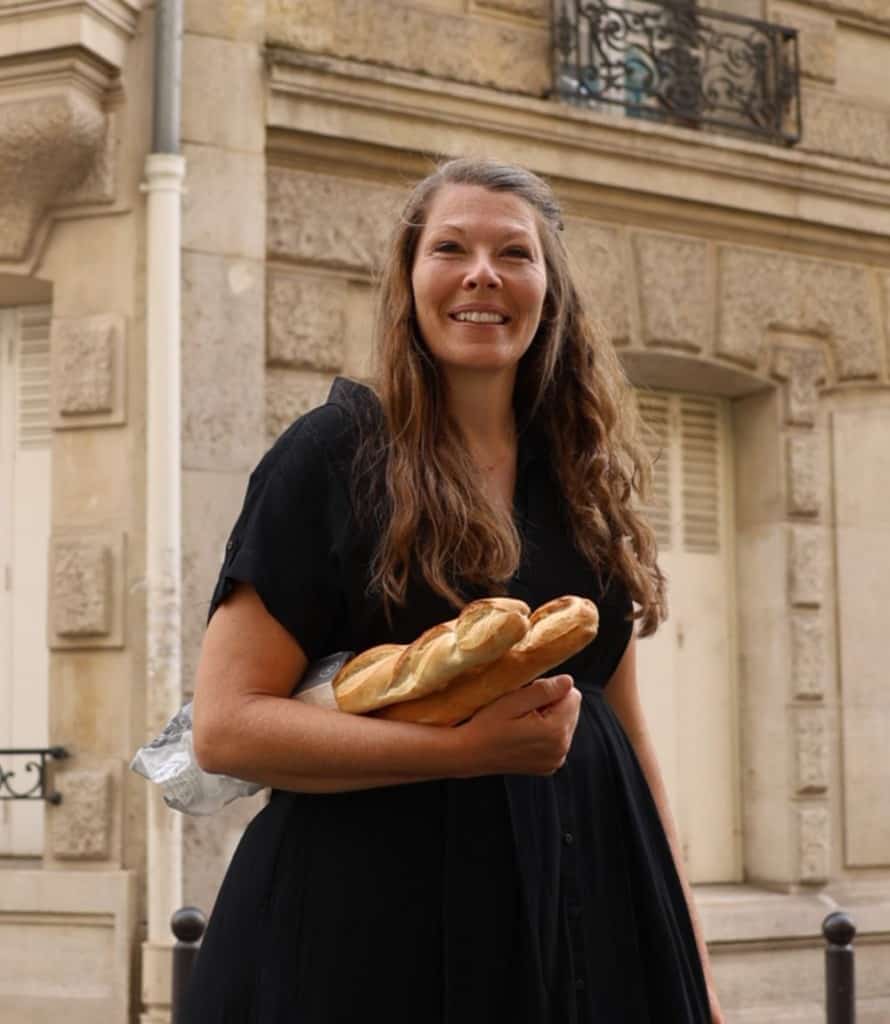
[823,911,856,1024]
[171,906,206,1024]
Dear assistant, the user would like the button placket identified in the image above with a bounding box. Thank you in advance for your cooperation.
[556,768,588,1007]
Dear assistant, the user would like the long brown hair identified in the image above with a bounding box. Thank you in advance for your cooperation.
[357,157,666,635]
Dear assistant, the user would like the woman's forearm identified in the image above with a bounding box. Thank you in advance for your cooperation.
[194,692,470,791]
[624,723,718,994]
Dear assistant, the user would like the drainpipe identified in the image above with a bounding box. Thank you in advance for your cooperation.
[141,1,185,1020]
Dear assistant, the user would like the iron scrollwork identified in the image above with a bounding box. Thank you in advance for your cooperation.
[0,747,69,804]
[554,0,801,145]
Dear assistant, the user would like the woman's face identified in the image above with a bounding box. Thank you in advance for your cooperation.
[411,184,547,380]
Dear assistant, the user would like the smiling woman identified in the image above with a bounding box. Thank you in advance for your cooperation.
[184,158,720,1023]
[411,184,547,379]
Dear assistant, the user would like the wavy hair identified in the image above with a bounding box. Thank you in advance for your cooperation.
[355,157,666,636]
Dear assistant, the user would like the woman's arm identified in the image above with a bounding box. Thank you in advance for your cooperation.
[604,635,724,1024]
[191,582,581,793]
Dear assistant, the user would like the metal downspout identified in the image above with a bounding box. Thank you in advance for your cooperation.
[141,0,185,1019]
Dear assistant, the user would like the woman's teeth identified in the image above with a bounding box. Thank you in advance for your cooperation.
[453,311,506,324]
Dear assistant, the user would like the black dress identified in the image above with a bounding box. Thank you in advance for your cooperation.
[183,377,710,1024]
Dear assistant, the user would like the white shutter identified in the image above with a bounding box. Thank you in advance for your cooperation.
[635,388,740,883]
[0,305,51,856]
[16,307,51,448]
[637,390,672,550]
[681,396,720,554]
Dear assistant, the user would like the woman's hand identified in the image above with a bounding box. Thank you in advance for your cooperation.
[456,675,582,776]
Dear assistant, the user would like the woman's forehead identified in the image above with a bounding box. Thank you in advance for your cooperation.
[423,183,539,237]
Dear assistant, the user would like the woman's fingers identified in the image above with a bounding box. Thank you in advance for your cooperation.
[481,674,574,720]
[460,675,582,776]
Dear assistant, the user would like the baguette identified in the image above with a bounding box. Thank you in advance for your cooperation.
[374,595,599,726]
[333,597,530,714]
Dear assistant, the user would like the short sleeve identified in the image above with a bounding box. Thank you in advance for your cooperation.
[207,415,345,662]
[592,572,634,685]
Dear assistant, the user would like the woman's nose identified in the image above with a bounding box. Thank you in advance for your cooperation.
[462,252,501,289]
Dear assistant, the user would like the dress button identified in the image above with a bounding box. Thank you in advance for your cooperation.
[575,977,586,992]
[225,539,234,552]
[562,831,574,846]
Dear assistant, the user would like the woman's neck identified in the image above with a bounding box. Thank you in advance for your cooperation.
[441,368,517,455]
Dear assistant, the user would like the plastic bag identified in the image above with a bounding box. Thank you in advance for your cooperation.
[130,651,354,815]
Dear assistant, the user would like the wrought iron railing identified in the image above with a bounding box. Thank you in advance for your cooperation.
[553,0,801,145]
[0,747,69,803]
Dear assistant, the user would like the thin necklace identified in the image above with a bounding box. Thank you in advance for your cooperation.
[472,437,517,473]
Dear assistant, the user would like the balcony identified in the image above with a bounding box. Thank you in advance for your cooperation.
[553,0,801,146]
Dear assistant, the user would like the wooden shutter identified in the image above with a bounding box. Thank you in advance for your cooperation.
[681,396,720,553]
[0,305,51,856]
[634,387,740,883]
[637,390,672,549]
[16,306,51,448]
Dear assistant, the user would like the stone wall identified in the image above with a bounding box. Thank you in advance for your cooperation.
[266,0,550,96]
[0,1,148,1021]
[768,0,890,167]
[179,0,269,918]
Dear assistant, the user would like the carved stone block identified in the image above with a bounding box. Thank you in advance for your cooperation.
[0,93,106,262]
[718,247,880,381]
[799,261,881,380]
[768,4,836,83]
[788,525,825,608]
[563,218,629,344]
[772,345,827,428]
[50,532,125,649]
[633,232,709,352]
[267,271,346,372]
[51,314,126,428]
[802,88,890,169]
[266,368,334,444]
[51,540,111,637]
[786,434,821,516]
[793,708,828,793]
[791,612,826,700]
[266,0,550,96]
[268,168,403,273]
[51,770,111,860]
[58,109,118,207]
[717,247,785,367]
[796,804,830,883]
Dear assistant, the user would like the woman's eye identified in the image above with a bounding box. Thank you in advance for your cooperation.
[433,241,460,253]
[504,247,531,259]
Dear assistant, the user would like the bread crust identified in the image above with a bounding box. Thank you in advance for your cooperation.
[332,598,531,714]
[330,644,404,712]
[374,595,600,726]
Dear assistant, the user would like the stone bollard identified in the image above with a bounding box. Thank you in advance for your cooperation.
[823,911,856,1024]
[171,906,206,1024]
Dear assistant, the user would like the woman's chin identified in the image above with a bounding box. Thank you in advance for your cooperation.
[431,344,529,376]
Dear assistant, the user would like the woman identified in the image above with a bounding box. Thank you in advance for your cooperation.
[186,158,724,1022]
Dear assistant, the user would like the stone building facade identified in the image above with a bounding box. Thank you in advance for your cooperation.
[0,0,888,1021]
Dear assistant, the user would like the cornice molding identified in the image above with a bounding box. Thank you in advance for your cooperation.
[265,49,890,258]
[791,0,890,34]
[0,0,141,70]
